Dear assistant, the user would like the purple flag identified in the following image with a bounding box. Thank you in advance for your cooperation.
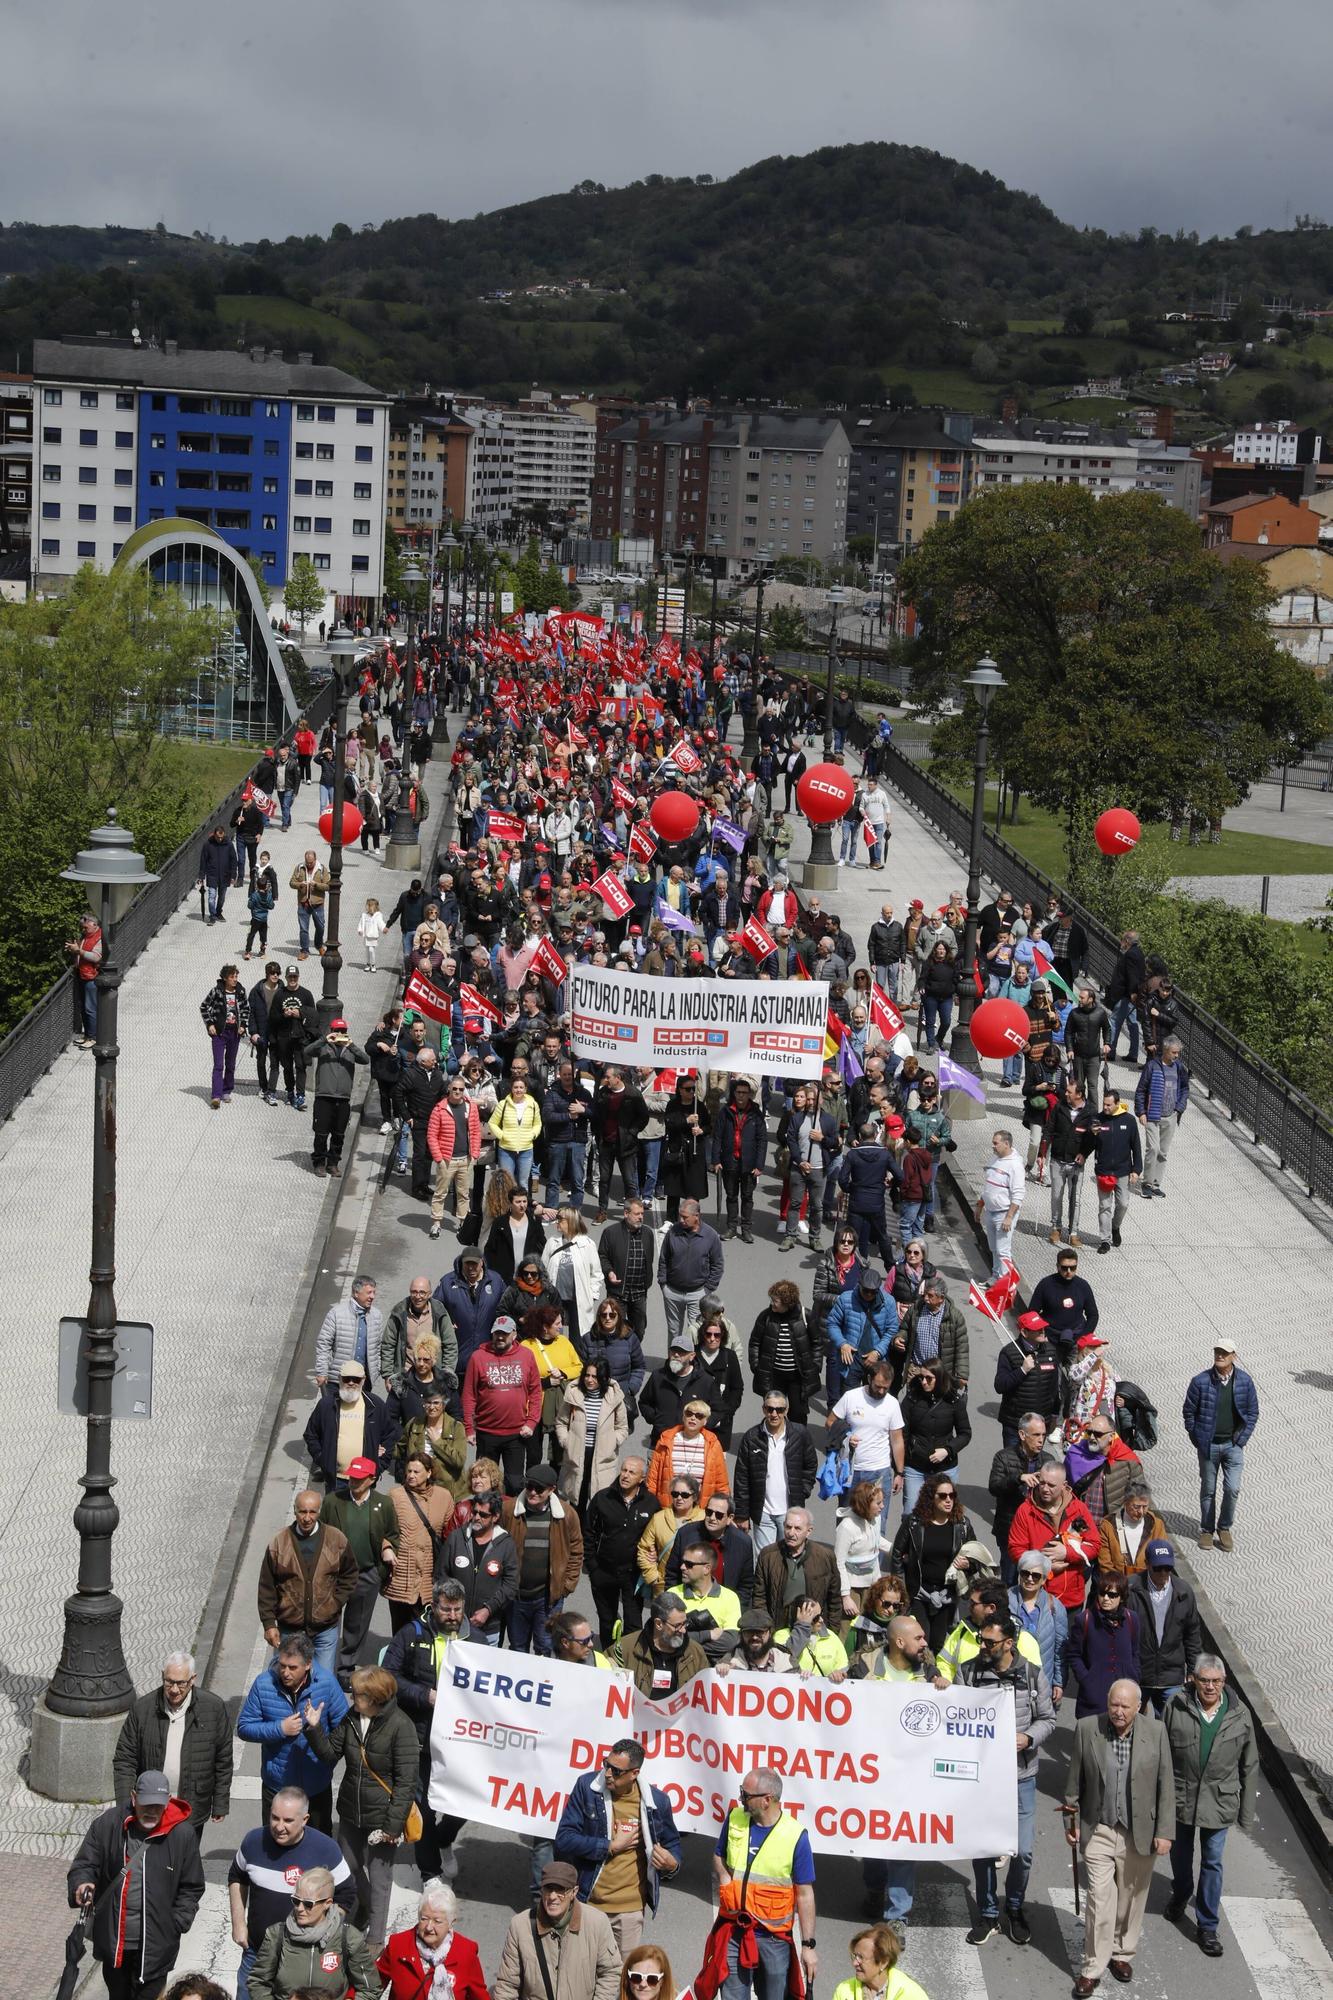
[657,902,701,935]
[710,816,747,854]
[938,1053,987,1105]
[837,1037,864,1085]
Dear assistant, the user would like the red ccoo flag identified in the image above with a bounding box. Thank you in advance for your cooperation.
[486,809,525,843]
[404,971,453,1025]
[592,871,634,919]
[611,776,636,814]
[459,981,501,1026]
[740,915,775,963]
[869,985,906,1041]
[531,935,569,986]
[629,821,658,862]
[968,1262,1022,1324]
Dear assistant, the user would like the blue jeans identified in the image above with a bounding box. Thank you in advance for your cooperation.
[1109,997,1139,1063]
[870,831,886,866]
[862,1856,915,1924]
[310,1625,339,1677]
[720,1926,792,2000]
[507,1595,560,1654]
[498,1146,534,1188]
[78,980,98,1040]
[297,904,325,954]
[640,1137,662,1197]
[320,783,334,812]
[235,1944,256,2000]
[544,1140,587,1210]
[1171,1822,1227,1933]
[1198,1442,1244,1532]
[1142,1684,1183,1717]
[395,1121,410,1171]
[833,728,847,753]
[972,1773,1036,1916]
[1001,1053,1024,1085]
[921,996,952,1048]
[840,819,860,862]
[899,1198,926,1245]
[280,791,294,829]
[901,1466,926,1516]
[205,882,227,921]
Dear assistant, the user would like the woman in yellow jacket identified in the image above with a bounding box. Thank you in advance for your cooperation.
[519,1304,584,1466]
[487,1074,542,1187]
[833,1924,928,2000]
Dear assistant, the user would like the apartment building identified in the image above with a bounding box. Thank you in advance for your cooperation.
[387,400,473,537]
[502,389,596,523]
[462,407,517,534]
[30,337,389,602]
[595,407,851,568]
[0,373,33,557]
[845,410,979,552]
[1231,419,1323,467]
[974,429,1201,514]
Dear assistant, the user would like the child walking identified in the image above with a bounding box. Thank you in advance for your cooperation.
[358,896,386,972]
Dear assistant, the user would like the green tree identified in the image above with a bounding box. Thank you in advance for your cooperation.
[766,602,809,651]
[246,554,273,609]
[899,485,1330,894]
[283,554,326,635]
[0,566,219,1031]
[1063,303,1096,337]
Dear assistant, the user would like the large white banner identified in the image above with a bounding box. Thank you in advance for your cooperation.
[428,1641,1017,1861]
[569,966,828,1079]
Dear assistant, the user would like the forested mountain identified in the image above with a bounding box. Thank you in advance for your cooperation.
[3,143,1333,406]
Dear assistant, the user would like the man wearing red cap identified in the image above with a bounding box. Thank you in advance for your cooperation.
[303,1019,369,1179]
[1007,1463,1099,1614]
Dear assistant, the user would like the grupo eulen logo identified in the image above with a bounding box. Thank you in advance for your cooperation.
[899,1699,941,1738]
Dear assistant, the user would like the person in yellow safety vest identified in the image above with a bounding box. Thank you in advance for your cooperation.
[832,1923,927,2000]
[935,1582,1041,1686]
[696,1767,816,2000]
[774,1597,849,1677]
[677,1546,743,1640]
[550,1610,614,1669]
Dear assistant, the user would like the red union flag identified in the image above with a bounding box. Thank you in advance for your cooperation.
[968,1263,1022,1327]
[611,777,636,813]
[741,915,775,963]
[667,738,702,775]
[531,936,569,986]
[592,871,634,919]
[487,810,525,843]
[459,981,501,1026]
[869,985,906,1041]
[404,971,453,1024]
[629,821,658,861]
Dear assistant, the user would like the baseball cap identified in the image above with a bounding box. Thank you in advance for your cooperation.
[1213,1337,1237,1355]
[859,1268,884,1291]
[1018,1311,1049,1332]
[490,1315,518,1337]
[1145,1540,1175,1569]
[339,1359,366,1379]
[1076,1333,1108,1350]
[910,899,924,910]
[346,1456,378,1481]
[739,1608,774,1634]
[134,1770,171,1806]
[330,1017,348,1032]
[285,964,302,978]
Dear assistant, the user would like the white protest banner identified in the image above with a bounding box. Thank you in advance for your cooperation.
[569,965,827,1078]
[429,1642,1016,1861]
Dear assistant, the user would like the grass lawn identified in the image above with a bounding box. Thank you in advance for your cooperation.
[214,294,378,357]
[159,739,263,807]
[957,786,1333,878]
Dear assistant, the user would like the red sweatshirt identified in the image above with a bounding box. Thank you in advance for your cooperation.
[462,1343,541,1437]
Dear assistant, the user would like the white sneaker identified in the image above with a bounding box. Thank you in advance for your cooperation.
[379,1121,392,1135]
[797,1219,810,1236]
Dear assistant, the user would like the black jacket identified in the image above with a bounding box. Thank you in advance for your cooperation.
[637,1360,711,1443]
[987,1442,1057,1554]
[598,1220,657,1304]
[584,1481,659,1579]
[482,1212,548,1285]
[1106,943,1147,1007]
[401,1061,447,1125]
[1045,1100,1095,1167]
[381,1608,469,1744]
[307,1696,419,1836]
[691,1344,746,1437]
[733,1419,818,1521]
[589,1084,648,1155]
[303,1386,398,1487]
[868,918,904,966]
[69,1800,204,1980]
[748,1308,820,1397]
[664,1520,755,1597]
[433,1522,519,1619]
[995,1338,1063,1430]
[1063,1002,1112,1060]
[900,1383,973,1475]
[111,1690,233,1826]
[1091,1108,1143,1180]
[1129,1572,1203,1690]
[709,1100,769,1174]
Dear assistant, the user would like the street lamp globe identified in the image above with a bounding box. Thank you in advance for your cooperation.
[61,809,159,928]
[966,656,1006,710]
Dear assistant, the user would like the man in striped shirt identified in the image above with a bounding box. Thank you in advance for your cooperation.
[228,1788,354,2000]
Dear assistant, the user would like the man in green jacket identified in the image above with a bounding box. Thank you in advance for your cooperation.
[1163,1657,1258,1959]
[320,1459,400,1685]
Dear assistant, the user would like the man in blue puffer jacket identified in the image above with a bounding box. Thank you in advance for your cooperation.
[434,1249,505,1374]
[553,1737,683,1951]
[236,1634,349,1831]
[826,1268,899,1399]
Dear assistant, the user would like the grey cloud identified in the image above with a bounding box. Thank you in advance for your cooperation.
[2,0,1331,243]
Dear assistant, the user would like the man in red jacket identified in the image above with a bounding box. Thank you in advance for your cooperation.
[461,1315,541,1492]
[1007,1463,1099,1612]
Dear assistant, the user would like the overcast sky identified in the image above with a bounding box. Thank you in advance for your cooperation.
[6,0,1332,245]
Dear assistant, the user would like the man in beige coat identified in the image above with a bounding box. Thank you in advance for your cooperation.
[1063,1678,1175,1994]
[493,1860,621,2000]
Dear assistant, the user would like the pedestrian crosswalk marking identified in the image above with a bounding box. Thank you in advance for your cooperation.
[1225,1895,1333,2000]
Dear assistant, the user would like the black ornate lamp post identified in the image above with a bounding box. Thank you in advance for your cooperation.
[385,564,425,872]
[950,656,1007,1071]
[30,812,158,1801]
[678,538,695,663]
[742,545,773,762]
[317,626,360,1031]
[440,529,458,644]
[706,532,724,663]
[803,587,848,890]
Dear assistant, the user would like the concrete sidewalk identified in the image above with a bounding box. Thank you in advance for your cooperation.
[803,772,1333,1807]
[0,780,406,1857]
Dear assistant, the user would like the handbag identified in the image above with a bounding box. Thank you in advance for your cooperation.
[817,1446,854,1501]
[359,1735,424,1844]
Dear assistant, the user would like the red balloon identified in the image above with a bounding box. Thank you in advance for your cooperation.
[796,762,856,825]
[649,791,701,844]
[1094,807,1141,857]
[319,803,364,845]
[970,997,1032,1061]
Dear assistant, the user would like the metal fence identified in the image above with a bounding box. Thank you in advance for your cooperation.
[0,683,334,1127]
[773,665,1333,1202]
